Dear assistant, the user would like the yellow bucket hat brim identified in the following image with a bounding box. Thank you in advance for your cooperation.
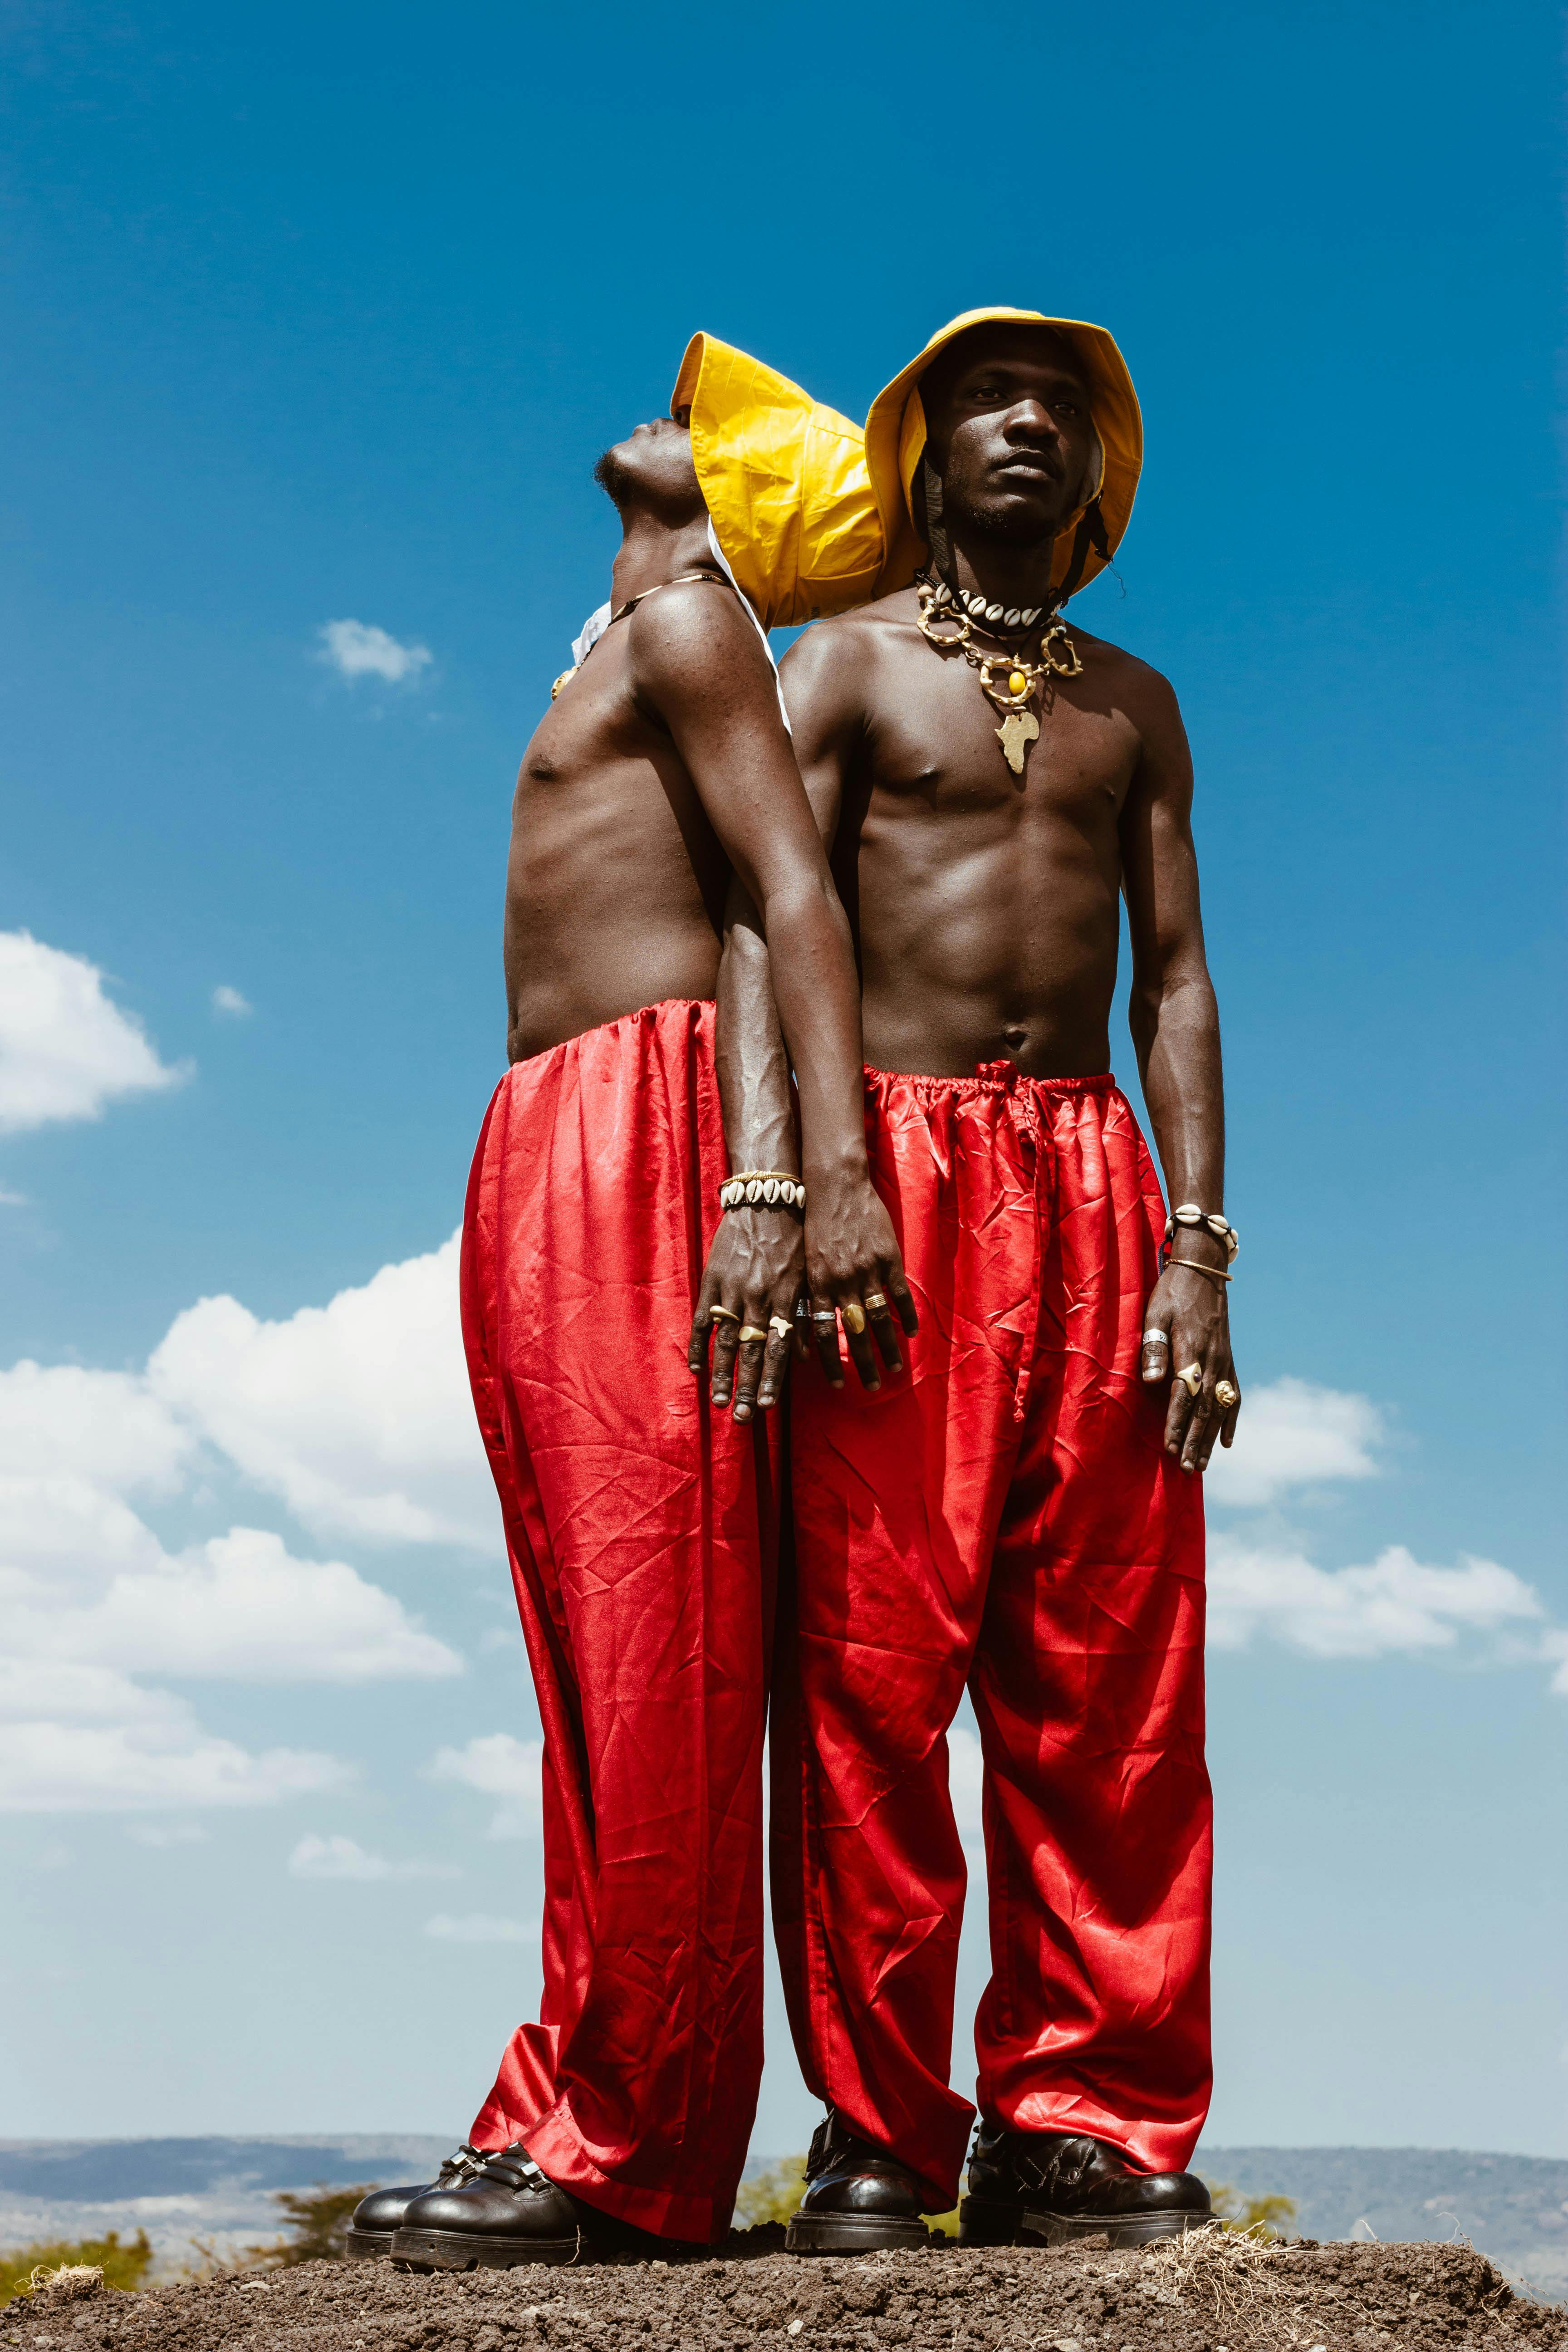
[671,334,884,631]
[863,306,1143,602]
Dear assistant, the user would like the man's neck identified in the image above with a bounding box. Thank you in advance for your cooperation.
[609,509,717,611]
[941,532,1058,620]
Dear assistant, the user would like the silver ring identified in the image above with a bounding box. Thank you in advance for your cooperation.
[811,1311,838,1326]
[1142,1328,1167,1348]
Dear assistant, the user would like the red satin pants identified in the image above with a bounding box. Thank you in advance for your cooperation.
[460,1000,778,2244]
[772,1068,1211,2210]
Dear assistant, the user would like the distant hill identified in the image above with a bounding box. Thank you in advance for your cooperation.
[0,2137,1563,2298]
[1196,2144,1568,2298]
[0,2137,457,2270]
[1196,2145,1568,2256]
[0,2135,452,2203]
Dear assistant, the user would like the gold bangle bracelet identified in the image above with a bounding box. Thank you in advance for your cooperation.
[1168,1256,1232,1284]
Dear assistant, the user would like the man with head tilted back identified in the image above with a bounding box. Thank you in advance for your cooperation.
[348,343,915,2272]
[700,309,1240,2254]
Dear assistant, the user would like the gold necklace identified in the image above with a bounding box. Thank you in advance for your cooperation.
[915,574,1082,775]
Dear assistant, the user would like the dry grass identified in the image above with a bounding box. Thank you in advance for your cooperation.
[31,2262,105,2300]
[1145,2218,1285,2329]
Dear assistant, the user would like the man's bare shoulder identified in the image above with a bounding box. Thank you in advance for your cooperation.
[787,586,920,654]
[1072,624,1181,712]
[780,588,922,693]
[625,574,763,667]
[623,576,782,725]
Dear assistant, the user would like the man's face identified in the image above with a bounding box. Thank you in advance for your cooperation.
[594,412,704,524]
[920,326,1096,548]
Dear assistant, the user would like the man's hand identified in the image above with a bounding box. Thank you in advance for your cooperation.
[804,1171,919,1394]
[688,1209,806,1425]
[1140,1262,1240,1473]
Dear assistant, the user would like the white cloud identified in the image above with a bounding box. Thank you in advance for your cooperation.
[0,1327,464,1813]
[429,1733,543,1839]
[0,931,186,1135]
[127,1821,209,1847]
[318,619,432,685]
[1197,1377,1565,1684]
[0,1362,194,1495]
[289,1832,459,1882]
[1204,1377,1382,1509]
[211,985,252,1019]
[423,1912,539,1944]
[149,1233,493,1548]
[1542,1629,1568,1698]
[0,1662,346,1813]
[1207,1537,1544,1660]
[0,1187,27,1207]
[12,1527,461,1684]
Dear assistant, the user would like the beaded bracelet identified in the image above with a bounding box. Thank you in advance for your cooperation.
[719,1170,807,1212]
[1164,1203,1239,1260]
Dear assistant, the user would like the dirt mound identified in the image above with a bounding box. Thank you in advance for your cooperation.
[10,2232,1563,2352]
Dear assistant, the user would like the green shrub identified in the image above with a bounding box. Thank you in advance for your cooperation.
[734,2156,806,2228]
[1205,2181,1298,2239]
[247,2183,381,2267]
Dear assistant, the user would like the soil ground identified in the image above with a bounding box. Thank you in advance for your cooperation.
[9,2231,1565,2352]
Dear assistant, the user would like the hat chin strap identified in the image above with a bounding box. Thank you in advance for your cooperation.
[920,455,1108,620]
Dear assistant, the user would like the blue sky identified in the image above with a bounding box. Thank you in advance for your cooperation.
[2,0,1563,2169]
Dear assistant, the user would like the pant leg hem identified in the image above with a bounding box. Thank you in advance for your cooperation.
[524,2105,728,2245]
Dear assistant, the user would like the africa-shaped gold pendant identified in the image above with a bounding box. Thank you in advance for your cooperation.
[995,707,1040,774]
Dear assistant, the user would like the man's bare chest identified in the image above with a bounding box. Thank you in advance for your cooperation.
[862,645,1141,828]
[523,647,669,790]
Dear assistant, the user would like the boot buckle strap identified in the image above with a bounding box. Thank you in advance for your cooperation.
[481,2144,551,2195]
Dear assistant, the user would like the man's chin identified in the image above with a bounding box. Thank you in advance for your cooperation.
[962,493,1072,548]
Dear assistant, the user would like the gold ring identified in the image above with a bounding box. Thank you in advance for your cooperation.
[708,1306,740,1325]
[1177,1361,1202,1398]
[1215,1379,1239,1408]
[769,1315,794,1339]
[841,1301,867,1335]
[739,1326,769,1345]
[864,1292,888,1313]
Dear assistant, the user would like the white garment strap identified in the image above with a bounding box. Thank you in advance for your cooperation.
[706,520,791,734]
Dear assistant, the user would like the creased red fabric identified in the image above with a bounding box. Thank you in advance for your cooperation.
[460,999,779,2244]
[771,1066,1211,2210]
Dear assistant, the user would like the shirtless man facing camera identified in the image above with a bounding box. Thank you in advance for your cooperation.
[701,309,1239,2254]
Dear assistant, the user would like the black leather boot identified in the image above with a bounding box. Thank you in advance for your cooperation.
[392,2144,588,2268]
[960,2122,1210,2249]
[785,2109,930,2254]
[346,2144,489,2259]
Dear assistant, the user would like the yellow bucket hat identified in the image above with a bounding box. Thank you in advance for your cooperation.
[862,306,1143,603]
[671,333,884,629]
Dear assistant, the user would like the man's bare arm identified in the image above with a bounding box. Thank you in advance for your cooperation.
[629,589,915,1406]
[688,620,915,1415]
[1120,666,1240,1472]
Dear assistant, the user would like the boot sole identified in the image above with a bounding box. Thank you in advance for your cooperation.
[958,2196,1030,2248]
[345,2227,395,2261]
[785,2211,930,2255]
[390,2226,580,2270]
[1021,2206,1210,2249]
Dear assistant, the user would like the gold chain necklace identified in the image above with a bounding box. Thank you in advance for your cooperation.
[915,574,1082,775]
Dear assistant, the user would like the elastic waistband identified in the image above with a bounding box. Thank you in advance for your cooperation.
[508,997,715,1076]
[866,1062,1118,1102]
